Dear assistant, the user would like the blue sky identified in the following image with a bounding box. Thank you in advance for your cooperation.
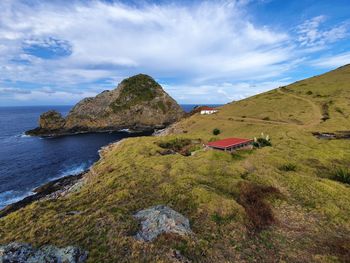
[0,0,349,106]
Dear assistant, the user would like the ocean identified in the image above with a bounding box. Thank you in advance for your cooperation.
[0,104,220,208]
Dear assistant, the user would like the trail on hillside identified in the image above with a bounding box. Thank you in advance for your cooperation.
[277,88,322,128]
[226,116,291,125]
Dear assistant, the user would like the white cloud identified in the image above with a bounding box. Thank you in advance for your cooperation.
[297,15,348,48]
[0,1,290,86]
[0,1,348,105]
[163,79,290,104]
[311,52,350,68]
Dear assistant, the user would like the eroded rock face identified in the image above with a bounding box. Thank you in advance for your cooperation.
[26,74,185,136]
[39,110,66,130]
[0,242,88,263]
[134,205,192,242]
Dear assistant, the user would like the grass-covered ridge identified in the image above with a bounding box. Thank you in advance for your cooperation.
[1,66,350,262]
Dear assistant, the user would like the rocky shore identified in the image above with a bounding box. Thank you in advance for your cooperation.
[0,172,86,218]
[0,243,88,263]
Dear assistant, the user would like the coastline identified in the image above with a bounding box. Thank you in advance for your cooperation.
[0,133,141,218]
[25,125,160,138]
[0,171,86,218]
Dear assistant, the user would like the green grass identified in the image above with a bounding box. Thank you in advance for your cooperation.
[1,65,350,262]
[330,167,350,184]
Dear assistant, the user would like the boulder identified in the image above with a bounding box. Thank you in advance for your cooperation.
[133,205,192,242]
[0,242,88,263]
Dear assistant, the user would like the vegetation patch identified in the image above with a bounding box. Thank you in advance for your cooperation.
[238,182,281,231]
[110,74,159,112]
[335,107,345,116]
[212,128,221,135]
[253,134,272,148]
[157,138,202,156]
[278,163,297,172]
[330,167,350,184]
[321,102,330,121]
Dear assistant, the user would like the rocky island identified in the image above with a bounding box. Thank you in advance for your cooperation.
[26,74,185,136]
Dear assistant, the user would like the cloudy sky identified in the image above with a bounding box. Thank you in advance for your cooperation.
[0,0,349,106]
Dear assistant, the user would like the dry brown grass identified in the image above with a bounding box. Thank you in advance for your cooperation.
[238,182,282,231]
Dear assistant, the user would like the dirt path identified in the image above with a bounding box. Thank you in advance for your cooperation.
[277,88,322,128]
[227,116,291,125]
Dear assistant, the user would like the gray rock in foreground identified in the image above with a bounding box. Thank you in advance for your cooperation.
[134,205,192,242]
[0,242,88,263]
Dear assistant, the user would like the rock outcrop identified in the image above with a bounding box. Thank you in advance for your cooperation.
[133,205,192,242]
[39,110,66,130]
[26,74,185,136]
[0,242,88,263]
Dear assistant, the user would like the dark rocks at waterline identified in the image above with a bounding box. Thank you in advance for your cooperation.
[0,242,88,263]
[133,205,192,242]
[0,172,85,218]
[25,125,157,137]
[312,131,350,139]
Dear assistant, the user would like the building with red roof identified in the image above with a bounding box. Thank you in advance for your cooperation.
[200,106,218,115]
[206,137,253,152]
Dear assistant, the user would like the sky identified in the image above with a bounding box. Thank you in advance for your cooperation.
[0,0,349,106]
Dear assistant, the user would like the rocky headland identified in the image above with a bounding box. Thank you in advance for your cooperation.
[26,74,185,136]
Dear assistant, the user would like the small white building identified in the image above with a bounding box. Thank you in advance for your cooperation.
[200,107,218,115]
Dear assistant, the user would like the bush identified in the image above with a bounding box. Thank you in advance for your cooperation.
[306,91,313,95]
[213,128,221,135]
[279,163,297,172]
[257,138,271,147]
[330,167,350,184]
[158,138,191,152]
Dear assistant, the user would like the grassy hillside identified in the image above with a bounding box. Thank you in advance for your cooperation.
[1,66,350,262]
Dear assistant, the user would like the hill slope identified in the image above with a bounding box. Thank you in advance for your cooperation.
[1,66,350,262]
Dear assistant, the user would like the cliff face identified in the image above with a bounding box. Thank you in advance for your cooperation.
[27,74,185,136]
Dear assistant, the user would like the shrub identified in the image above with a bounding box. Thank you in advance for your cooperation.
[330,167,350,184]
[279,163,297,172]
[213,128,221,135]
[256,138,272,147]
[158,138,191,152]
[306,91,313,95]
[262,117,270,121]
[158,138,202,156]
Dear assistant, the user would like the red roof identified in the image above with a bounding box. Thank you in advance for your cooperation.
[200,106,217,111]
[207,138,253,148]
